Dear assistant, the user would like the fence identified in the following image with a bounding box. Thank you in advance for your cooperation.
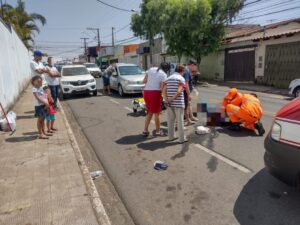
[0,18,32,114]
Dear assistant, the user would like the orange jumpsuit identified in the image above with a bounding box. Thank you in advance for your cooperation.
[226,94,263,130]
[221,90,243,113]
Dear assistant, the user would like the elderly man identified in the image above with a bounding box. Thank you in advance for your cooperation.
[46,57,61,109]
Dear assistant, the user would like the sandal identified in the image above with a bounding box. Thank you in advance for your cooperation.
[45,133,53,136]
[155,130,168,137]
[39,135,49,139]
[51,128,58,131]
[142,131,150,137]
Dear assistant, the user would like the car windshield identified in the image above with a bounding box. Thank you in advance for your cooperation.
[63,67,89,76]
[85,64,98,68]
[119,66,144,75]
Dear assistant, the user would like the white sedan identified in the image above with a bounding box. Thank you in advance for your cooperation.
[60,65,97,99]
[288,79,300,97]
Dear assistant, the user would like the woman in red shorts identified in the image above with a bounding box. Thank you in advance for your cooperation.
[142,62,170,136]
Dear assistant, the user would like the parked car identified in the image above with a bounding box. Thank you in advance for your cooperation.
[289,79,300,97]
[60,65,97,99]
[264,97,300,187]
[110,63,146,96]
[84,63,101,78]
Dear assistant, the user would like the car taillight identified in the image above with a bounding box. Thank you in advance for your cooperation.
[271,122,281,141]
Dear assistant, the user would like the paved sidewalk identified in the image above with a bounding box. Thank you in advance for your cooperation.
[0,86,99,225]
[198,80,289,96]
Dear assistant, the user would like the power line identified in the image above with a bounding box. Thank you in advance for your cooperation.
[239,0,296,16]
[95,0,132,12]
[234,5,300,21]
[101,24,131,39]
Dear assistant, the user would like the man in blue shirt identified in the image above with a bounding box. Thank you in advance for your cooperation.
[183,60,199,125]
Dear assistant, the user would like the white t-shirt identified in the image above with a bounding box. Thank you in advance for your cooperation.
[144,67,167,91]
[30,60,48,87]
[45,66,59,86]
[32,87,47,106]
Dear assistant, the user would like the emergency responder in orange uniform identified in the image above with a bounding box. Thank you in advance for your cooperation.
[221,88,243,113]
[222,88,265,136]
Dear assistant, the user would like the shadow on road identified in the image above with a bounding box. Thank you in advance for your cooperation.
[127,112,146,118]
[17,115,34,120]
[217,127,258,137]
[116,134,155,145]
[234,169,300,225]
[6,135,37,142]
[137,139,179,151]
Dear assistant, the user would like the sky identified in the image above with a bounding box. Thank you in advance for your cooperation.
[6,0,300,59]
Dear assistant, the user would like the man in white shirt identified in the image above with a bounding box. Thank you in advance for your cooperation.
[46,57,61,108]
[30,50,48,87]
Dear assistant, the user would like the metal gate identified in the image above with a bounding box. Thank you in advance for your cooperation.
[224,47,255,82]
[264,41,300,88]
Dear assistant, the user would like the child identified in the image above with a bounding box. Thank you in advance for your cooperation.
[43,86,57,133]
[31,75,49,139]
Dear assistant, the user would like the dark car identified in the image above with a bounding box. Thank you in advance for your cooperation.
[264,97,300,187]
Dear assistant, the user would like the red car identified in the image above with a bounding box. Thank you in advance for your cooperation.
[264,97,300,186]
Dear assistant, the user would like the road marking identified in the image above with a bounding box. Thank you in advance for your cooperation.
[124,106,132,112]
[109,99,120,105]
[194,144,252,174]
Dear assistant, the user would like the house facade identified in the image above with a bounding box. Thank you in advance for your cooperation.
[200,18,300,88]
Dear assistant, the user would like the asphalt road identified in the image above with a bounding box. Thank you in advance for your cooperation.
[64,79,300,225]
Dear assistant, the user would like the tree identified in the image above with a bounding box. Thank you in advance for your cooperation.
[0,0,46,49]
[131,0,245,64]
[131,0,164,66]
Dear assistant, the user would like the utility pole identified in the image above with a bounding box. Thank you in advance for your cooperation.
[80,37,89,62]
[112,27,115,48]
[87,27,101,59]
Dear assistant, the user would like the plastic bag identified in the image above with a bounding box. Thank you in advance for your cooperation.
[196,126,210,135]
[0,111,17,131]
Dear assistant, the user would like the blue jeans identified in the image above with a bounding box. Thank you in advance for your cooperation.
[49,85,59,107]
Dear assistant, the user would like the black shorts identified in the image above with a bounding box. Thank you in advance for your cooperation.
[102,76,110,87]
[34,105,47,118]
[184,91,188,110]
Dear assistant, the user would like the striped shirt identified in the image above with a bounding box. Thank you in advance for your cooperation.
[165,73,186,108]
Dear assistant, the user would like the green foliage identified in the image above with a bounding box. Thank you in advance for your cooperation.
[0,0,46,49]
[131,0,245,64]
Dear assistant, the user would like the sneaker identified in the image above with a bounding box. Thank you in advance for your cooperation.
[255,122,265,136]
[228,123,241,131]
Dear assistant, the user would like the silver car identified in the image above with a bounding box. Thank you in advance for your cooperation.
[110,63,145,96]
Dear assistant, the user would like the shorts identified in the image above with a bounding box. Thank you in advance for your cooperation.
[102,76,110,87]
[143,90,162,113]
[46,114,56,121]
[34,105,47,119]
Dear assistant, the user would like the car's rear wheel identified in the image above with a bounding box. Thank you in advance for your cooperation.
[294,87,300,98]
[118,84,124,97]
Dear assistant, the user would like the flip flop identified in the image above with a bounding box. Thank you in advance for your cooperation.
[155,130,168,137]
[51,128,58,131]
[39,136,49,139]
[142,131,150,137]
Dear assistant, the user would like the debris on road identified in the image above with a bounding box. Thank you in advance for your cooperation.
[90,170,104,180]
[0,111,17,131]
[154,161,168,170]
[195,126,210,135]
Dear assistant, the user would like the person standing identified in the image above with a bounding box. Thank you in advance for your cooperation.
[183,60,199,125]
[142,62,169,136]
[163,65,188,143]
[30,50,48,87]
[46,57,60,109]
[102,62,115,95]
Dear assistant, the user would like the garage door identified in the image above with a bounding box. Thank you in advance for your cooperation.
[264,41,300,88]
[224,47,255,82]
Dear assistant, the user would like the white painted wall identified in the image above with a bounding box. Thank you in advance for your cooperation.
[0,20,32,114]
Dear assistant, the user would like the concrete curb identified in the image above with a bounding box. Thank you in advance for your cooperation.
[58,101,112,225]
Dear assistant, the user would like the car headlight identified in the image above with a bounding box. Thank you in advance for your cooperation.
[271,122,281,141]
[61,81,70,85]
[89,78,95,83]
